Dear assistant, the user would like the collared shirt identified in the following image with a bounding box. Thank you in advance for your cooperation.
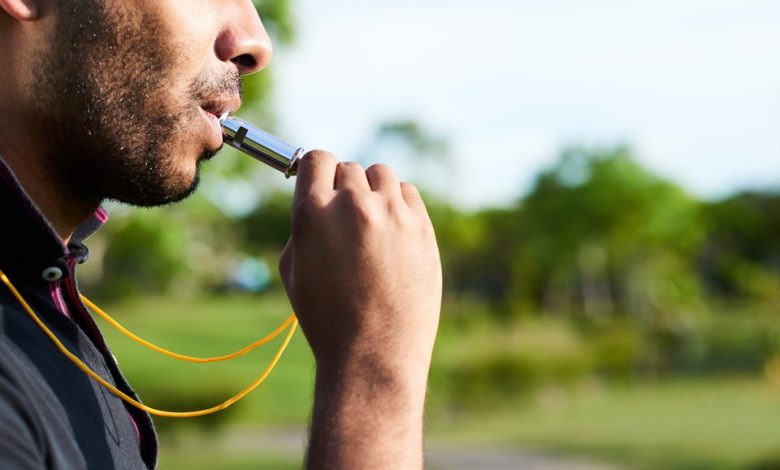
[0,158,158,469]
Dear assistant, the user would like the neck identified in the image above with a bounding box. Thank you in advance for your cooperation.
[0,26,99,243]
[0,133,99,244]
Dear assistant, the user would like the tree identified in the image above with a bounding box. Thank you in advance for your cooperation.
[701,191,780,303]
[518,147,704,317]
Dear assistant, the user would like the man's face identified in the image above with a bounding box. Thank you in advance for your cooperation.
[32,0,271,207]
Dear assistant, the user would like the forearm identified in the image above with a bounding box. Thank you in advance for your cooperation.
[281,154,442,469]
[306,352,429,469]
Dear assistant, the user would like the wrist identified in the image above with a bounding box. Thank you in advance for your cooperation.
[315,347,430,408]
[307,352,428,469]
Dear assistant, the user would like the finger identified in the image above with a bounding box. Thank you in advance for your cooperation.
[365,164,402,195]
[334,162,371,192]
[294,150,338,200]
[400,182,427,214]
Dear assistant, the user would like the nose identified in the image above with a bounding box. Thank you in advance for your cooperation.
[215,0,273,75]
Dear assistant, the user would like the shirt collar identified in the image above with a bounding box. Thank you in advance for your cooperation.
[0,157,108,281]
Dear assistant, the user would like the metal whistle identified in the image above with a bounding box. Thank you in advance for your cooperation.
[220,113,304,178]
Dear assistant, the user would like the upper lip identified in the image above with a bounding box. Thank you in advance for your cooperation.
[201,96,242,119]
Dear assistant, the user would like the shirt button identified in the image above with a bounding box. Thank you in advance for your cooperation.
[42,267,64,282]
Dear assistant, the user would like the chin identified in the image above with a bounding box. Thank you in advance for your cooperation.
[175,145,214,179]
[131,175,201,207]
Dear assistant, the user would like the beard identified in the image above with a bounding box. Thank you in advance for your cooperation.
[31,0,241,208]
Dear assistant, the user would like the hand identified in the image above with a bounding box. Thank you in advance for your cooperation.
[278,150,442,469]
[280,150,442,373]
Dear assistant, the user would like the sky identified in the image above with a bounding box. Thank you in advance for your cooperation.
[268,0,780,209]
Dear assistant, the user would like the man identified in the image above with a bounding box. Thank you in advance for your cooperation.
[0,0,442,468]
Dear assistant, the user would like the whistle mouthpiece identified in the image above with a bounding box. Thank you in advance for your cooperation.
[220,113,303,178]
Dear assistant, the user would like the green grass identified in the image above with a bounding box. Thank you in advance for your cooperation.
[159,448,300,470]
[97,292,315,427]
[428,378,780,469]
[95,295,780,469]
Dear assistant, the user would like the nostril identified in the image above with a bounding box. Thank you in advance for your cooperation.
[232,54,258,72]
[215,10,272,75]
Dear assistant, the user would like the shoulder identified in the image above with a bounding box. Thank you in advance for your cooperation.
[0,365,47,469]
[0,337,86,469]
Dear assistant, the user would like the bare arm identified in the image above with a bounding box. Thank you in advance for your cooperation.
[279,151,442,469]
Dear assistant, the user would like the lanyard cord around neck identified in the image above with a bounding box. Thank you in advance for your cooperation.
[0,271,298,418]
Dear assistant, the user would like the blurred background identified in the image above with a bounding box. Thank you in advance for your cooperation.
[81,1,780,468]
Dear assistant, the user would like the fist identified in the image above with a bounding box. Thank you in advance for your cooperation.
[279,151,442,373]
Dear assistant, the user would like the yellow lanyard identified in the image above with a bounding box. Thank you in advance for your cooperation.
[0,271,298,418]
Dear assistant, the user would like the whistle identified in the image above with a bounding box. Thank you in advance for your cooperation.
[220,113,303,178]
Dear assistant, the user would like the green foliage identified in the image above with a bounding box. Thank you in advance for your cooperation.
[511,146,705,317]
[428,201,504,302]
[702,191,780,303]
[441,146,708,328]
[237,192,294,252]
[438,320,593,409]
[433,304,780,411]
[692,312,780,373]
[587,321,645,381]
[94,210,189,298]
[83,202,246,299]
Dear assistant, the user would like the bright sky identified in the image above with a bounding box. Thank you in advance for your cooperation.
[269,0,780,209]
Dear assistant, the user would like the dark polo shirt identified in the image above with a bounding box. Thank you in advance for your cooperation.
[0,158,158,469]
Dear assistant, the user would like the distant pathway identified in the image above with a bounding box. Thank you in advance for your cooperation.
[222,427,620,470]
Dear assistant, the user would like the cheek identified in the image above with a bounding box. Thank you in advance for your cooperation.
[155,0,218,70]
[169,110,211,162]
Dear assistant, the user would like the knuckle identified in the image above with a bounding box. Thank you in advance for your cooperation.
[338,187,364,207]
[337,189,374,222]
[304,149,337,163]
[386,197,404,215]
[306,192,331,210]
[401,206,433,231]
[400,181,418,193]
[367,163,394,176]
[338,161,364,172]
[299,150,338,173]
[293,193,330,223]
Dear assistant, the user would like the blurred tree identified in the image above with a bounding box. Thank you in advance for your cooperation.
[514,146,705,319]
[428,202,515,307]
[449,146,706,323]
[701,191,780,304]
[237,191,294,253]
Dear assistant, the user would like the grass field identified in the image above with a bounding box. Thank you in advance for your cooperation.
[97,291,315,427]
[429,378,780,469]
[95,294,780,469]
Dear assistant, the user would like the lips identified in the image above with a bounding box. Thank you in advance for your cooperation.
[199,97,242,150]
[200,108,225,151]
[201,95,242,119]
